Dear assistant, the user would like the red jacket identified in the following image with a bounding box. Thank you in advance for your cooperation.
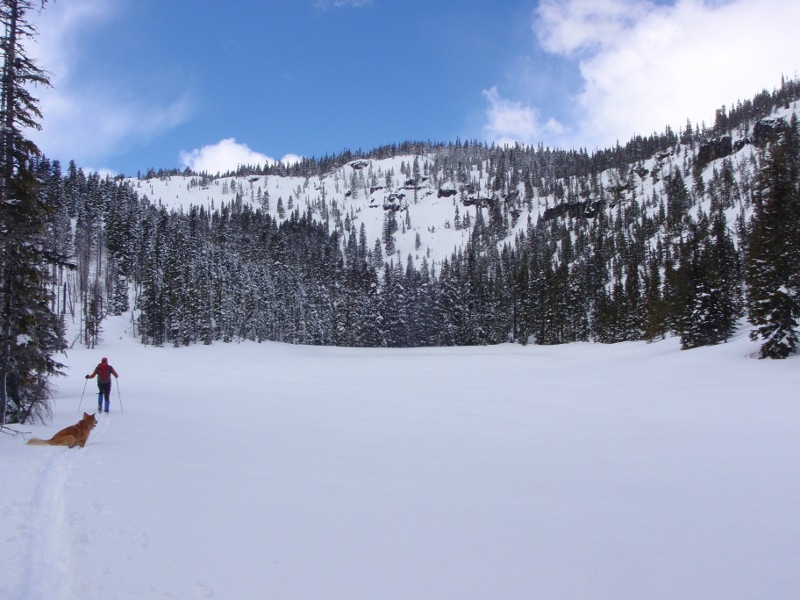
[87,358,119,383]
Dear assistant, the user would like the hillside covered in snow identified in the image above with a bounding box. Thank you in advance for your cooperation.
[132,100,794,279]
[13,78,798,390]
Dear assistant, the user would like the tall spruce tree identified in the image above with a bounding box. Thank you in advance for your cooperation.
[1,0,67,424]
[746,116,800,358]
[679,207,740,349]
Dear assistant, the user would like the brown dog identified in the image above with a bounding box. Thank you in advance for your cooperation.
[26,412,98,448]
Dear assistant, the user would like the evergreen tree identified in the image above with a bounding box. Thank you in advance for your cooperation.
[371,237,383,269]
[380,260,408,347]
[685,206,740,348]
[665,169,691,235]
[382,209,398,255]
[641,249,668,341]
[1,0,67,424]
[746,116,800,358]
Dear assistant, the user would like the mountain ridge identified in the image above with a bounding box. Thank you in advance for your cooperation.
[38,78,800,356]
[128,98,799,274]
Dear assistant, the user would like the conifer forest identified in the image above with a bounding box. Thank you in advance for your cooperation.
[47,82,800,356]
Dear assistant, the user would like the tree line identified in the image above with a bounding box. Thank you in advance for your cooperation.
[45,103,798,359]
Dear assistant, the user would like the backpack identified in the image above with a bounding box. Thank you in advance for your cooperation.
[98,362,112,383]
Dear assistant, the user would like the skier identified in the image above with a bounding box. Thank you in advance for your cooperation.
[85,357,119,414]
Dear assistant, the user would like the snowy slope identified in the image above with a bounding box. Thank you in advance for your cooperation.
[127,100,800,275]
[131,155,477,271]
[2,315,799,599]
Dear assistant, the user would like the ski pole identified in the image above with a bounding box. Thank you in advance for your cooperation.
[116,379,124,413]
[78,378,88,412]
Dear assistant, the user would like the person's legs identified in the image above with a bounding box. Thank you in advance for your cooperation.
[99,382,111,413]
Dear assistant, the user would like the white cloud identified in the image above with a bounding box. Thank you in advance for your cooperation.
[280,153,304,166]
[179,138,299,174]
[26,0,193,167]
[482,87,565,147]
[28,0,119,84]
[37,84,193,166]
[535,0,654,55]
[314,0,372,11]
[484,0,800,151]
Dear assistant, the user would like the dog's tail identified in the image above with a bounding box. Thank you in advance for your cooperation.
[26,437,51,446]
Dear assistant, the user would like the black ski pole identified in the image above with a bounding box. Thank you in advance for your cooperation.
[116,379,124,413]
[78,378,88,412]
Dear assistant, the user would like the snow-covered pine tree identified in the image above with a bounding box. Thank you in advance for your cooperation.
[0,0,69,425]
[746,115,800,358]
[680,206,740,349]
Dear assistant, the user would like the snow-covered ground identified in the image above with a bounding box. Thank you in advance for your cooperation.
[2,316,799,599]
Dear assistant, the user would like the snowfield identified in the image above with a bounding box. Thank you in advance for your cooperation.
[2,316,799,599]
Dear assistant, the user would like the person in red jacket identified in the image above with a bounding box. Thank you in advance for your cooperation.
[86,357,119,414]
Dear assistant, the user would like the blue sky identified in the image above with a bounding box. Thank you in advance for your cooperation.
[27,0,800,176]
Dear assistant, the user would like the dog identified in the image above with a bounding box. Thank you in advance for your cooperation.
[26,412,98,448]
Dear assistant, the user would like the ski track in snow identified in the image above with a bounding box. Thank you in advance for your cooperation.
[19,411,111,600]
